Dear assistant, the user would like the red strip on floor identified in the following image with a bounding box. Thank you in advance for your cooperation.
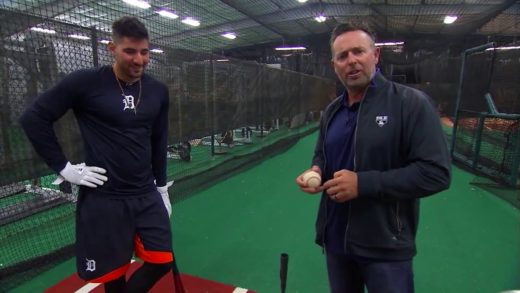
[45,261,255,293]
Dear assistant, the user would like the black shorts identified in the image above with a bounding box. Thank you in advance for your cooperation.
[75,189,173,282]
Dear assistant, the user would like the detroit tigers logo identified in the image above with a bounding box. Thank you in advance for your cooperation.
[85,258,96,272]
[375,116,388,127]
[122,94,136,111]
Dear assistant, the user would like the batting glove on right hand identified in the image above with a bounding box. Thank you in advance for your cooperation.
[52,162,108,188]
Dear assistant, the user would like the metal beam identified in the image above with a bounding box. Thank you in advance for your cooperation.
[218,0,288,39]
[411,0,427,34]
[460,0,518,35]
[366,5,390,38]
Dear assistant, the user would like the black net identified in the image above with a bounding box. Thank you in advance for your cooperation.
[458,49,496,113]
[451,45,520,189]
[489,50,520,114]
[378,40,520,195]
[453,110,520,186]
[378,47,461,118]
[379,42,520,118]
[0,2,335,290]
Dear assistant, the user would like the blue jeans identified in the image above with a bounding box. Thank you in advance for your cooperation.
[325,250,414,293]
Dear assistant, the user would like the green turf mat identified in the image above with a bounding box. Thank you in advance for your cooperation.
[9,131,520,293]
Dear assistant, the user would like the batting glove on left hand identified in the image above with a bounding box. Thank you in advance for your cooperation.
[157,181,174,217]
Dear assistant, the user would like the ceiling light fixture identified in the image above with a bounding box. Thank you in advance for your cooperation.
[221,33,236,39]
[157,9,178,19]
[69,34,90,40]
[30,27,56,34]
[275,46,306,51]
[297,0,308,2]
[181,17,200,26]
[99,26,112,33]
[443,15,457,24]
[99,39,110,44]
[314,0,326,23]
[151,48,164,53]
[216,59,229,62]
[122,0,150,9]
[375,42,404,47]
[485,46,520,51]
[314,14,326,23]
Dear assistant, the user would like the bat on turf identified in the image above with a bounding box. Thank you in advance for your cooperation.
[172,256,186,292]
[280,253,288,293]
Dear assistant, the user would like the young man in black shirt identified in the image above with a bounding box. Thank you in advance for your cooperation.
[21,16,174,292]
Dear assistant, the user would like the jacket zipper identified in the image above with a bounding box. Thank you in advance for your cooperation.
[321,109,330,252]
[395,202,402,237]
[321,101,343,252]
[343,91,366,253]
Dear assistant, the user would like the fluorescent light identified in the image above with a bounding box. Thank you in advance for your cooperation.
[221,33,236,39]
[85,13,106,19]
[69,34,90,40]
[99,39,110,44]
[30,27,56,34]
[444,15,457,24]
[297,0,308,2]
[181,17,200,27]
[157,9,178,19]
[150,48,163,53]
[275,46,306,51]
[485,46,520,51]
[122,0,150,9]
[216,59,229,62]
[314,14,326,23]
[375,42,404,46]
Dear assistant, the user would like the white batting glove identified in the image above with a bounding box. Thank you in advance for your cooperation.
[52,162,108,188]
[157,181,174,217]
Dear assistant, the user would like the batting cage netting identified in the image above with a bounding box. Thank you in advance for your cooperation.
[449,43,520,207]
[450,44,520,191]
[2,1,520,290]
[0,2,335,290]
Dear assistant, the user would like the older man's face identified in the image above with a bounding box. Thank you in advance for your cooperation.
[331,30,380,91]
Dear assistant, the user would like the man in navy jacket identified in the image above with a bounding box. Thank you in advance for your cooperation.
[296,22,451,293]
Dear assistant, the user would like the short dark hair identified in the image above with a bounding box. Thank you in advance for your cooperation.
[330,22,376,49]
[112,16,149,42]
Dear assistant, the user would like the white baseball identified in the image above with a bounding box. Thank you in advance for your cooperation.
[303,171,321,188]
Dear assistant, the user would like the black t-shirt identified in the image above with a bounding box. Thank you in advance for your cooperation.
[20,65,169,196]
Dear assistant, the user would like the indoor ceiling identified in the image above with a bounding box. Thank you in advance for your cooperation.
[2,0,519,53]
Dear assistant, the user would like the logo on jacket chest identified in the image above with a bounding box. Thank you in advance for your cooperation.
[375,115,388,127]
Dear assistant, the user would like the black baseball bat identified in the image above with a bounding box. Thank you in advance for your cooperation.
[280,253,289,293]
[172,257,186,293]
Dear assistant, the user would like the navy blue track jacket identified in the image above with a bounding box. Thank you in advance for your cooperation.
[312,72,451,260]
